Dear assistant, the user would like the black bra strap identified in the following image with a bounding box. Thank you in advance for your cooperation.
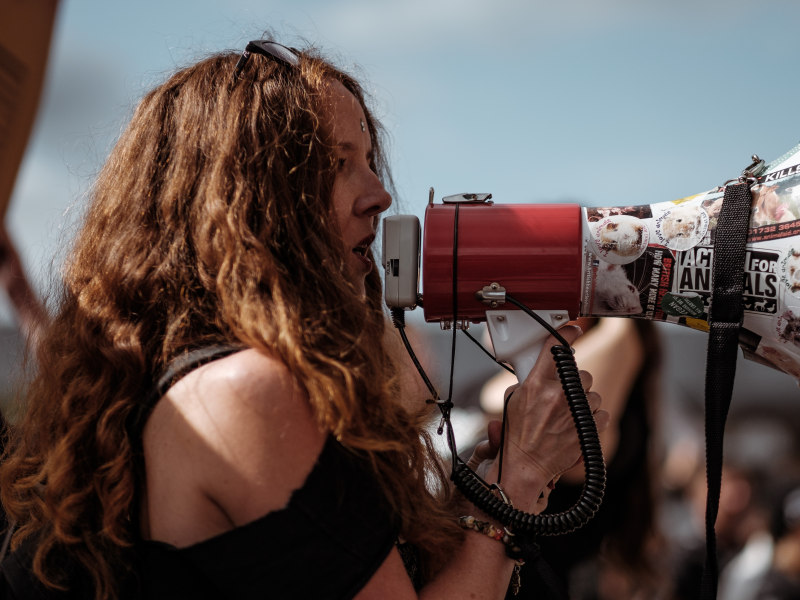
[154,345,245,398]
[128,344,244,441]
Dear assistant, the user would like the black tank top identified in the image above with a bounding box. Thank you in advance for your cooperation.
[135,346,401,599]
[138,436,398,599]
[1,346,405,599]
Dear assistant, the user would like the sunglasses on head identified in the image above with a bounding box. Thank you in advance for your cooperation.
[233,40,300,81]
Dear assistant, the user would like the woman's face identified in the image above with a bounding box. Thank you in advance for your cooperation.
[326,80,392,297]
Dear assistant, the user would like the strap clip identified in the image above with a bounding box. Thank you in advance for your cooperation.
[719,154,766,190]
[742,154,766,178]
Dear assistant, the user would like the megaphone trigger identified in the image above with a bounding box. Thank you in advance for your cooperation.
[485,308,572,382]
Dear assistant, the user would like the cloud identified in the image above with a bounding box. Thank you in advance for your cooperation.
[274,0,798,58]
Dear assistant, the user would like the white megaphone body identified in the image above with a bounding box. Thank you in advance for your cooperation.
[383,142,800,382]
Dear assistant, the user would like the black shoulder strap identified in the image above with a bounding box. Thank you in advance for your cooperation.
[700,181,753,599]
[152,345,245,399]
[127,344,244,441]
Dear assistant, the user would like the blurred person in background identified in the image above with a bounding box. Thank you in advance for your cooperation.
[0,226,47,555]
[481,317,667,599]
[0,227,46,344]
[753,478,800,599]
[671,459,775,600]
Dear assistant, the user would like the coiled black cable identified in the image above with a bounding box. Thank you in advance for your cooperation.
[451,341,606,535]
[391,302,606,535]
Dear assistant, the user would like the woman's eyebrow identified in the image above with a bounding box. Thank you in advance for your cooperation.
[336,141,374,157]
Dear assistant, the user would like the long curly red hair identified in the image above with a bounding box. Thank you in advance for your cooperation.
[0,45,461,598]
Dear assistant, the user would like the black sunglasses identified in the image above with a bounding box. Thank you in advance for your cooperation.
[233,40,300,81]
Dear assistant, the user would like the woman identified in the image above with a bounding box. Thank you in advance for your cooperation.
[0,40,606,599]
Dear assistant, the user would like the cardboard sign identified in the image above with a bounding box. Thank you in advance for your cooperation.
[0,0,59,220]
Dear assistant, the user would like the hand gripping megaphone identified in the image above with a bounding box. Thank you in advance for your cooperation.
[384,142,800,381]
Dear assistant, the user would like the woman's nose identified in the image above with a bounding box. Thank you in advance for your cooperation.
[358,171,392,217]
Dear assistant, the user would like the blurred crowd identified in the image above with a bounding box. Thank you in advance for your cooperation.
[424,316,800,600]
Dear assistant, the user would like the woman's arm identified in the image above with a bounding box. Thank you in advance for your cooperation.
[360,326,608,599]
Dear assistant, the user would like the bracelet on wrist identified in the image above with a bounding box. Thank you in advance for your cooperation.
[457,515,523,563]
[458,515,525,596]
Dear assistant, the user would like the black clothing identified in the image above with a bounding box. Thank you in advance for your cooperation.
[0,535,97,599]
[754,570,800,600]
[139,436,398,599]
[1,346,401,599]
[136,346,400,598]
[1,438,398,600]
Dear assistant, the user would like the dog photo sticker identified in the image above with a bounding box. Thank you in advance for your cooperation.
[654,203,709,251]
[589,259,644,316]
[585,205,653,222]
[589,215,649,265]
[751,182,800,229]
[776,308,800,349]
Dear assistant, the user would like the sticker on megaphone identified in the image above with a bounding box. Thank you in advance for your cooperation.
[403,140,800,380]
[660,292,705,319]
[580,140,800,378]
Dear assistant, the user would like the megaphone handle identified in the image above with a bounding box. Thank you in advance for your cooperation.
[485,309,571,380]
[453,342,606,537]
[454,307,606,538]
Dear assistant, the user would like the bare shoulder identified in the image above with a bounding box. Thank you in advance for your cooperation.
[143,348,326,542]
[164,347,318,440]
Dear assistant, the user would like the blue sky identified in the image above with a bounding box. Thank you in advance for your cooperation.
[5,0,800,325]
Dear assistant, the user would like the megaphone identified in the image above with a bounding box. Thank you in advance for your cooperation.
[383,142,800,381]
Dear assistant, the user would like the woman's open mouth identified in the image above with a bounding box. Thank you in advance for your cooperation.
[352,235,375,271]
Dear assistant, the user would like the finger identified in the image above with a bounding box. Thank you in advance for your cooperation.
[526,325,583,382]
[578,369,593,392]
[585,390,602,413]
[502,384,519,409]
[486,419,503,452]
[466,440,493,470]
[592,409,611,433]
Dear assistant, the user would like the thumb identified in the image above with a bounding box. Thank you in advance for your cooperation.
[526,324,583,382]
[487,419,503,453]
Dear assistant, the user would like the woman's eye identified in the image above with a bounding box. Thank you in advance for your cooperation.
[337,157,347,170]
